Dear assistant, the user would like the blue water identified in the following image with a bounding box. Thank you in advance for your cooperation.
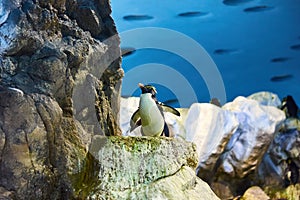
[111,0,300,108]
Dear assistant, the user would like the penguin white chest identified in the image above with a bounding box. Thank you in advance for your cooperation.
[139,93,165,136]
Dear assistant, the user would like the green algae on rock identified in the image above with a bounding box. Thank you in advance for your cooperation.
[264,184,300,200]
[88,136,220,200]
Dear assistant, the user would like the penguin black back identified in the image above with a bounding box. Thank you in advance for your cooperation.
[284,158,299,186]
[281,95,299,118]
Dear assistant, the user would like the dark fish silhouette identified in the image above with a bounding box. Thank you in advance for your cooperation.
[270,74,293,82]
[214,48,239,55]
[290,44,300,51]
[271,57,291,63]
[123,15,153,21]
[244,5,274,13]
[223,0,254,6]
[177,11,209,17]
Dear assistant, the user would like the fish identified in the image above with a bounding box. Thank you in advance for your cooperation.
[177,11,209,18]
[290,44,300,51]
[270,57,291,63]
[123,15,153,21]
[223,0,254,6]
[270,74,293,82]
[244,5,274,13]
[213,48,239,55]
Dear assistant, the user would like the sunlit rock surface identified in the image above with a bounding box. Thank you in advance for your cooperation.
[241,186,270,200]
[89,136,220,200]
[247,91,282,107]
[184,103,239,182]
[120,97,140,136]
[219,96,286,178]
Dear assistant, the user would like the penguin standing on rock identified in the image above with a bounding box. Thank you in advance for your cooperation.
[130,83,180,137]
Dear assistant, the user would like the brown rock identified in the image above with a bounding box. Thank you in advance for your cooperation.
[242,186,270,200]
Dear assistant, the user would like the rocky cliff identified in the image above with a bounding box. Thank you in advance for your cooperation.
[0,0,123,199]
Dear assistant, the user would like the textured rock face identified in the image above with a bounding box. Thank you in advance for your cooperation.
[0,0,123,135]
[219,97,285,178]
[211,97,285,197]
[184,103,239,182]
[0,90,89,199]
[89,136,220,200]
[0,0,122,199]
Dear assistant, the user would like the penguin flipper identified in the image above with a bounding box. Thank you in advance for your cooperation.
[130,109,141,131]
[160,103,180,116]
[162,122,170,137]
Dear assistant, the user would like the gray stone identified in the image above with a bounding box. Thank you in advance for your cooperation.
[0,0,122,199]
[89,136,220,200]
[184,103,239,183]
[219,96,285,178]
[247,91,282,107]
[258,129,300,187]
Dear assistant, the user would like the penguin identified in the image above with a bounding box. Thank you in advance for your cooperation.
[281,95,299,118]
[130,83,180,137]
[284,158,299,186]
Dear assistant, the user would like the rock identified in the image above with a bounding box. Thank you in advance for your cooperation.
[0,0,123,135]
[247,91,282,107]
[89,136,220,200]
[184,103,239,183]
[0,0,122,199]
[258,129,300,187]
[210,182,235,200]
[165,108,189,138]
[120,97,140,136]
[0,90,88,199]
[219,97,285,178]
[264,184,300,200]
[241,186,270,200]
[0,187,13,200]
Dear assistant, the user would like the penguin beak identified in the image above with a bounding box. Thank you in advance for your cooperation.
[138,83,144,89]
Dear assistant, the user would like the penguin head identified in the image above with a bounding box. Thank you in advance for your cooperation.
[138,83,157,98]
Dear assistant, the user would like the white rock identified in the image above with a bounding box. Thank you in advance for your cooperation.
[185,103,239,172]
[89,136,220,200]
[220,96,286,177]
[247,91,281,107]
[164,108,188,138]
[120,97,140,136]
